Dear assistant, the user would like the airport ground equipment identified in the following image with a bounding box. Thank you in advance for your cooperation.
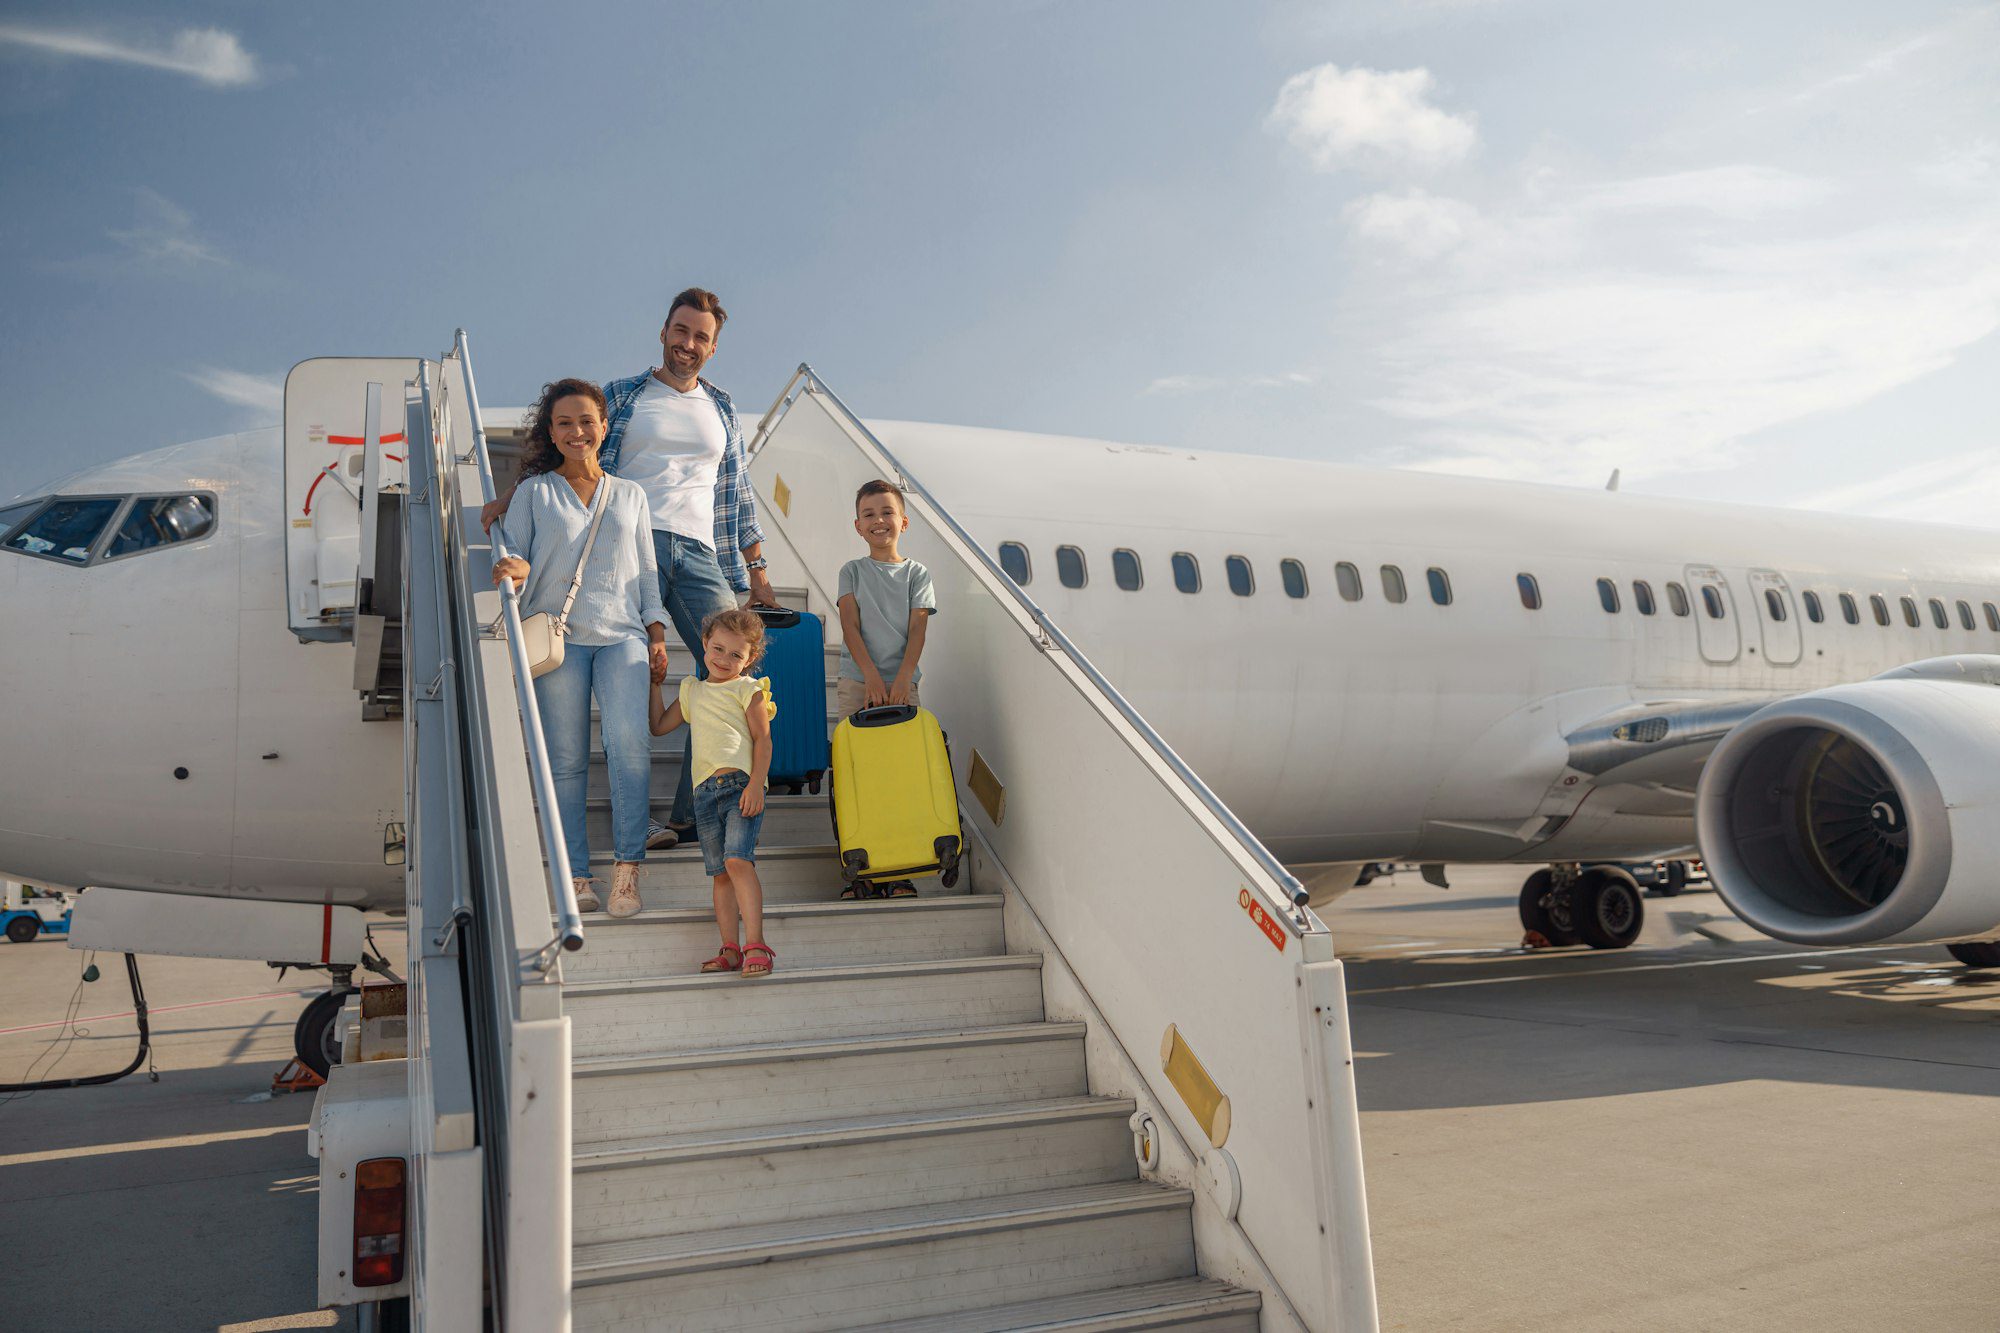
[1,882,71,943]
[290,340,1379,1330]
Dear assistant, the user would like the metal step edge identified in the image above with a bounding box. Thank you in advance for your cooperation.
[572,1181,1194,1287]
[574,793,827,812]
[580,842,835,867]
[561,952,1040,999]
[561,895,998,928]
[573,1095,1137,1173]
[572,1020,1088,1078]
[869,1279,1262,1333]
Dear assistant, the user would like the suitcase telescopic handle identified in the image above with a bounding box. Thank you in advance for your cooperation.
[748,603,802,630]
[850,704,918,727]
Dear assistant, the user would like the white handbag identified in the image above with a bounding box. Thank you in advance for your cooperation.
[516,479,610,679]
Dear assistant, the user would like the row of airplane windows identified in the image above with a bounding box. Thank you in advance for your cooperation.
[0,493,218,567]
[998,542,2000,634]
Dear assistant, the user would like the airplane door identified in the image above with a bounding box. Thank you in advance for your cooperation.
[1685,566,1740,664]
[1747,569,1802,665]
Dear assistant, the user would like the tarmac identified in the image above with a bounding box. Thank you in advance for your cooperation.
[1333,864,2000,1332]
[4,879,1998,1331]
[0,922,406,1332]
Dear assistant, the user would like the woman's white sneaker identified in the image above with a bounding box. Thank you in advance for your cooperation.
[572,877,602,913]
[608,862,643,918]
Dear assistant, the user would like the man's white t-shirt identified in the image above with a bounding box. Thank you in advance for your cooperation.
[617,375,727,543]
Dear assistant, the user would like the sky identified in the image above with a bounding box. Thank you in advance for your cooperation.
[2,1,1996,526]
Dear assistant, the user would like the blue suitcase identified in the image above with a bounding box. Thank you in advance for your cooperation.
[753,605,831,793]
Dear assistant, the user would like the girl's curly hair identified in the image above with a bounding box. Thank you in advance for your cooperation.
[520,377,608,477]
[701,607,768,671]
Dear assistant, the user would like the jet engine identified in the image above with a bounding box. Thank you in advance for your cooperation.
[1695,658,2000,946]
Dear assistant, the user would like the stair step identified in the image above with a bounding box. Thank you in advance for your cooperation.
[572,1095,1137,1245]
[870,1278,1262,1333]
[587,748,827,798]
[562,955,1044,1059]
[561,896,1003,982]
[570,1181,1197,1331]
[581,844,848,901]
[583,796,828,850]
[572,1022,1089,1144]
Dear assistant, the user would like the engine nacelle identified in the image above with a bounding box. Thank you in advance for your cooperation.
[1696,658,2000,946]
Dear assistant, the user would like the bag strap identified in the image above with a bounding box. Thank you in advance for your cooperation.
[554,479,612,633]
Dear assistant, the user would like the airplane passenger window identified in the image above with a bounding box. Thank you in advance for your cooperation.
[1427,568,1451,606]
[1764,589,1788,622]
[106,494,216,559]
[1839,593,1859,625]
[1803,591,1823,623]
[1280,558,1308,599]
[1381,565,1407,604]
[1958,600,1975,631]
[1701,586,1725,619]
[1335,562,1363,602]
[998,542,1031,585]
[1986,603,2000,633]
[1226,555,1255,597]
[1870,594,1890,626]
[1928,598,1948,629]
[1517,573,1542,610]
[1900,596,1920,628]
[1112,548,1143,591]
[5,495,124,564]
[1632,580,1656,616]
[1597,578,1620,614]
[1056,545,1088,589]
[1666,582,1690,616]
[0,498,45,539]
[1172,552,1201,593]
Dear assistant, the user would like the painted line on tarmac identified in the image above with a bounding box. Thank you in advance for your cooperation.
[1346,943,1919,994]
[0,1122,302,1168]
[0,988,316,1037]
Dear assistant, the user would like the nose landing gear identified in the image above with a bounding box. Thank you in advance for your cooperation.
[1519,864,1644,950]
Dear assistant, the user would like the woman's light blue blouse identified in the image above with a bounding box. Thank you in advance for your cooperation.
[497,473,669,647]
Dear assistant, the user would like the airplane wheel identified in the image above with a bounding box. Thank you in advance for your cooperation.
[1946,941,2000,969]
[1518,870,1579,947]
[1574,868,1644,950]
[1662,860,1690,896]
[6,916,38,943]
[295,987,357,1078]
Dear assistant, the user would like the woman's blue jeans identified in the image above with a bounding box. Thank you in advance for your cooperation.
[654,531,739,826]
[533,637,651,876]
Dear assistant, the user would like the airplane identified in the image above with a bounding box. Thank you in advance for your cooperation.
[5,375,2000,1077]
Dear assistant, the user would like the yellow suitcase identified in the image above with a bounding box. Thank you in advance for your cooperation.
[829,705,963,890]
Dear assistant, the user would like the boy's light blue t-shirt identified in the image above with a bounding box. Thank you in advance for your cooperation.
[838,555,936,683]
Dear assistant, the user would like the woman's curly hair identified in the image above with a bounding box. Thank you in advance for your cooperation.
[520,377,608,477]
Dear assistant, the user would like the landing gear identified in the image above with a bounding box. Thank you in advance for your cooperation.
[1519,864,1644,950]
[1946,941,2000,969]
[294,964,359,1078]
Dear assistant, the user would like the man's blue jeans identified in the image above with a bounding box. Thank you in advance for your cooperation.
[532,638,651,876]
[653,530,739,826]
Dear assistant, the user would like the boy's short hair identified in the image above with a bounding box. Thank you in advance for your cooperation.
[701,607,767,670]
[855,478,906,515]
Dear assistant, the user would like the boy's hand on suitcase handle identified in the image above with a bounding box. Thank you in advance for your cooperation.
[886,676,911,707]
[739,785,765,817]
[863,671,890,708]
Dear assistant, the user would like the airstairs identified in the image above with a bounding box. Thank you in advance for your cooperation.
[296,338,1376,1330]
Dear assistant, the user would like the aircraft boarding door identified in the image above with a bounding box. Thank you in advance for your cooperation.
[283,357,425,641]
[1747,569,1803,665]
[1685,565,1740,664]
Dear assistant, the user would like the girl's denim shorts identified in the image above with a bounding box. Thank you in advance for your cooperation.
[693,769,764,876]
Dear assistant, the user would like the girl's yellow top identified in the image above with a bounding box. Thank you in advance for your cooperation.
[678,674,777,788]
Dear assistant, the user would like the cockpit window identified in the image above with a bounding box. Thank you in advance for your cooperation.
[6,496,123,564]
[0,498,45,539]
[107,495,216,559]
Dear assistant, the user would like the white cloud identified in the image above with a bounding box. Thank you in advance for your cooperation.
[1793,450,2000,531]
[1266,64,1476,171]
[0,24,259,87]
[1344,188,1481,258]
[184,367,281,419]
[49,188,229,275]
[1573,164,1829,220]
[1144,371,1318,396]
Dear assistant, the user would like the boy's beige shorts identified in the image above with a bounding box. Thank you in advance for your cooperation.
[836,678,920,717]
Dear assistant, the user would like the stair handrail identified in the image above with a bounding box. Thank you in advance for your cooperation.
[755,363,1316,933]
[450,328,585,962]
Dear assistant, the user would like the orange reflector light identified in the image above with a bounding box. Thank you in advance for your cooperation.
[353,1156,407,1287]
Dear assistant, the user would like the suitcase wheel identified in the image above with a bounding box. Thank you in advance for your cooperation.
[807,773,822,795]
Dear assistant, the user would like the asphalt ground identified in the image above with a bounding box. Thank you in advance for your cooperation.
[1332,865,2000,1332]
[0,920,407,1332]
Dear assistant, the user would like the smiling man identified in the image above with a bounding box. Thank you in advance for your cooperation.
[488,287,777,846]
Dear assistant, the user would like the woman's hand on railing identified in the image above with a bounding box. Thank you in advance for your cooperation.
[480,494,511,534]
[493,556,530,589]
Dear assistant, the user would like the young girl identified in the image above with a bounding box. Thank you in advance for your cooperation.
[650,608,779,977]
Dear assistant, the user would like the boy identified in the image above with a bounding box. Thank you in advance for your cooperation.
[836,480,936,718]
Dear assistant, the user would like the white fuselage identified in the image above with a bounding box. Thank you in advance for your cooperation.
[2,417,1992,909]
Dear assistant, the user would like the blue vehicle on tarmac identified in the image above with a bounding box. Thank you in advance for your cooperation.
[2,882,72,943]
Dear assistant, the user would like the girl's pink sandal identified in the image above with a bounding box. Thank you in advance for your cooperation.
[740,943,776,978]
[700,944,743,974]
